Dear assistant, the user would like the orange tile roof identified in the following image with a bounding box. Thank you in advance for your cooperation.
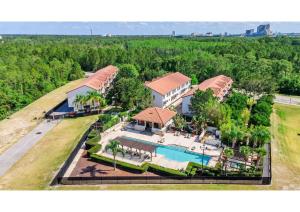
[132,107,177,125]
[68,65,118,92]
[183,75,233,98]
[145,72,191,95]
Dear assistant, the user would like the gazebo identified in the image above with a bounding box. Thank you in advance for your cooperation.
[132,107,176,134]
[114,136,157,160]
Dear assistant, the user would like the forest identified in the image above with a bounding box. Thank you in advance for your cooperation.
[1,35,300,120]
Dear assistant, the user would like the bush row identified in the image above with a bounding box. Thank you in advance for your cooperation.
[98,114,120,132]
[250,95,274,127]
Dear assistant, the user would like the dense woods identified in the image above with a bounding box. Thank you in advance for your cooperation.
[1,35,300,120]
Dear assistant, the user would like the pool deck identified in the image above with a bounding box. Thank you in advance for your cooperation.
[97,122,222,170]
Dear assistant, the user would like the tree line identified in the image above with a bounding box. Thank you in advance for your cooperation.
[1,35,300,120]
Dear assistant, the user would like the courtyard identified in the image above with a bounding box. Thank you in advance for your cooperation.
[97,122,223,170]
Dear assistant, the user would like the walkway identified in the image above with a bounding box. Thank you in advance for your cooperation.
[274,94,300,106]
[0,119,59,177]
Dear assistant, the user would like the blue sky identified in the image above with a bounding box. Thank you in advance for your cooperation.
[1,22,300,35]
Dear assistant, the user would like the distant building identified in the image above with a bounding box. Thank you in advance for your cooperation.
[257,24,272,36]
[245,29,254,36]
[245,24,273,37]
[67,65,118,112]
[172,31,176,36]
[145,72,191,108]
[206,32,213,37]
[181,75,233,115]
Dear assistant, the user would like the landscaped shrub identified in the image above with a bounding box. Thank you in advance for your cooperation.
[250,95,273,127]
[98,114,120,132]
[86,136,100,148]
[87,129,98,139]
[87,144,102,157]
[147,164,187,177]
[90,153,146,173]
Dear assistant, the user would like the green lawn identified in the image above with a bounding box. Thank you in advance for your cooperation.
[0,115,98,190]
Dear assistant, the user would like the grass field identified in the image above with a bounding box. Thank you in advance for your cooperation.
[0,115,98,190]
[0,79,84,155]
[269,104,300,189]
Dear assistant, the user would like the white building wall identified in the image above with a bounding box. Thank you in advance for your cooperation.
[151,90,164,108]
[150,80,191,108]
[67,86,96,111]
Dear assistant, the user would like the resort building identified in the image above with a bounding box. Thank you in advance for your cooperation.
[182,75,233,115]
[67,65,118,111]
[145,72,191,108]
[132,107,177,134]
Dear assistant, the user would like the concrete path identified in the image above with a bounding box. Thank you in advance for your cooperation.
[274,94,300,106]
[0,119,59,177]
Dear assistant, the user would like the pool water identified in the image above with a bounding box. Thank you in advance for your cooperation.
[121,136,211,165]
[156,145,211,165]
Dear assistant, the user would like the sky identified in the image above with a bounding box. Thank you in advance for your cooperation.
[1,22,300,35]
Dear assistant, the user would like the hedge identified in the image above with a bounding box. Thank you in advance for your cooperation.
[98,114,120,132]
[89,153,187,176]
[90,153,146,173]
[85,135,101,149]
[147,164,187,177]
[87,129,98,139]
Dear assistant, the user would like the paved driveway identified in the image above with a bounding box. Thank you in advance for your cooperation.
[0,119,59,177]
[275,94,300,106]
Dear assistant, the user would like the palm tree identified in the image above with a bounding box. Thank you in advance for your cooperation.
[247,98,256,112]
[222,147,234,175]
[74,94,86,111]
[192,115,207,135]
[173,114,186,131]
[105,140,125,170]
[229,124,244,149]
[86,91,106,113]
[239,146,252,167]
[251,125,271,147]
[254,147,267,169]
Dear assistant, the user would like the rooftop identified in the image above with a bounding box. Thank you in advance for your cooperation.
[145,72,190,95]
[68,65,118,92]
[132,107,177,125]
[183,75,233,98]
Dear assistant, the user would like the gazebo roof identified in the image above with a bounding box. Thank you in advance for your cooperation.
[132,107,176,125]
[114,136,156,153]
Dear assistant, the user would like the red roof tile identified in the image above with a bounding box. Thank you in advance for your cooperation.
[145,72,190,95]
[132,107,177,125]
[68,65,118,92]
[183,75,233,98]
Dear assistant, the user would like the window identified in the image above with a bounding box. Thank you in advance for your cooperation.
[153,95,155,100]
[153,123,160,129]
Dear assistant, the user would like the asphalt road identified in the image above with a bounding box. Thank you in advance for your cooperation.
[0,119,59,177]
[274,94,300,106]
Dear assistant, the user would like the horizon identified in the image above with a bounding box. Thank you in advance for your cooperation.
[1,22,300,35]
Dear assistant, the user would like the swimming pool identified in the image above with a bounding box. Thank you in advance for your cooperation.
[121,136,211,165]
